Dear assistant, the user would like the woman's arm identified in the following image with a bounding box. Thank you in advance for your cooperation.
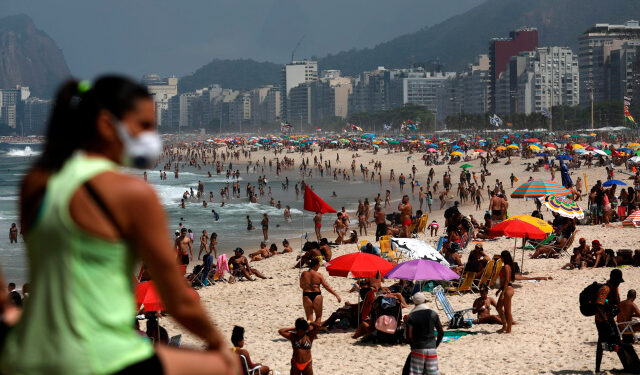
[320,275,341,302]
[123,180,226,349]
[277,328,293,340]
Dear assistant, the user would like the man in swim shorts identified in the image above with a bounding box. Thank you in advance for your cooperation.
[398,195,413,238]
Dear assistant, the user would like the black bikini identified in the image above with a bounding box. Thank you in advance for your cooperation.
[303,291,321,302]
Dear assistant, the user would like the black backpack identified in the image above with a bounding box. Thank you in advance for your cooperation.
[449,312,472,329]
[579,282,604,316]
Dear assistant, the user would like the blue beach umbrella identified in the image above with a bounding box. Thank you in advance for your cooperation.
[603,180,627,187]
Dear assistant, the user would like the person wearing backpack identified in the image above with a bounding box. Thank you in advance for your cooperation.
[595,269,624,373]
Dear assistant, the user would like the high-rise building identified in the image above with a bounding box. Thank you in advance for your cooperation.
[320,70,352,119]
[141,74,178,127]
[281,60,318,121]
[348,67,391,115]
[23,97,51,134]
[578,20,640,105]
[401,70,456,115]
[0,86,30,130]
[493,47,579,116]
[437,55,490,122]
[489,28,539,112]
[250,86,281,127]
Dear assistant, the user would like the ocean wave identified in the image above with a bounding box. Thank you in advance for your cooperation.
[217,202,303,215]
[0,196,18,201]
[5,146,40,157]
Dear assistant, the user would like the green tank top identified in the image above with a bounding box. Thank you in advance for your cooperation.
[0,152,154,374]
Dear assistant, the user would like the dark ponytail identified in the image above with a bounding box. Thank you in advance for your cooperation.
[36,75,151,171]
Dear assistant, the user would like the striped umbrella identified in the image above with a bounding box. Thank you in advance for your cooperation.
[622,210,640,228]
[542,194,584,219]
[511,180,571,198]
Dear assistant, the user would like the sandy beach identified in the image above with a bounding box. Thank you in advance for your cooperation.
[159,145,638,374]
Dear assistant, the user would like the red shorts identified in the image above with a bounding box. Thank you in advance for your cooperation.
[315,223,322,228]
[403,219,412,226]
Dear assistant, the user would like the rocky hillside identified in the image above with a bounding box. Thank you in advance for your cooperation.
[0,14,70,97]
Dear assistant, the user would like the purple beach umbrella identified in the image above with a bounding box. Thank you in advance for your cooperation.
[384,259,459,281]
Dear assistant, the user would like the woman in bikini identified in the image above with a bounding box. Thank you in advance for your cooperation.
[496,250,515,333]
[278,318,320,375]
[198,230,209,260]
[299,258,341,324]
[209,232,218,259]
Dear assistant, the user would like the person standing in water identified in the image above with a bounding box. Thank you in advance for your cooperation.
[1,76,235,374]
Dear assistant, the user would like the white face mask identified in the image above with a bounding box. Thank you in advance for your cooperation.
[115,121,162,169]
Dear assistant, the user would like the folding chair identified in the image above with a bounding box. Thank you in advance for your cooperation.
[447,271,477,294]
[358,240,369,251]
[617,320,639,343]
[474,256,497,290]
[489,258,504,289]
[432,285,474,325]
[524,233,557,252]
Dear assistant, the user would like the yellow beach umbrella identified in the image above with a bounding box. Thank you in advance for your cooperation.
[628,143,640,149]
[529,145,541,151]
[572,144,583,149]
[504,215,553,234]
[495,146,507,151]
[507,144,519,149]
[590,133,597,137]
[450,151,463,156]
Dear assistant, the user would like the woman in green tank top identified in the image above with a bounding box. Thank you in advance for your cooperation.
[0,76,236,375]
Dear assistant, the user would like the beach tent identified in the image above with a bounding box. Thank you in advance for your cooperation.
[389,238,449,266]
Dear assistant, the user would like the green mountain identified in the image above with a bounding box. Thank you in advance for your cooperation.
[318,0,640,74]
[178,59,281,93]
[181,0,640,90]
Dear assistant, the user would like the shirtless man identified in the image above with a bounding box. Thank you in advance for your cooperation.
[333,212,346,244]
[284,206,292,222]
[228,248,268,282]
[319,238,333,261]
[174,228,192,265]
[488,192,503,223]
[618,290,640,340]
[313,212,323,241]
[374,206,387,241]
[398,195,413,238]
[197,230,210,260]
[472,287,502,324]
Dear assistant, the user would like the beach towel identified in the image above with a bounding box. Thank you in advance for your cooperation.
[215,254,229,278]
[409,348,439,375]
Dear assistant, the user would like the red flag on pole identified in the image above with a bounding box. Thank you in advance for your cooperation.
[303,183,336,213]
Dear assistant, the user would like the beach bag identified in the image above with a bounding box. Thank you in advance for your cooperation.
[580,282,603,316]
[449,312,471,329]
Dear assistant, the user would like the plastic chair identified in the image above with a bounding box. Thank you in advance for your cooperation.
[238,354,262,375]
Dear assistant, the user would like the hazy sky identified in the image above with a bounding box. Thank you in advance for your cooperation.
[0,0,485,79]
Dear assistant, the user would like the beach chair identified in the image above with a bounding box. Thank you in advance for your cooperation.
[192,255,214,288]
[432,285,474,325]
[447,271,477,294]
[489,258,504,289]
[410,216,429,237]
[436,236,445,253]
[473,256,497,290]
[358,240,369,251]
[524,233,557,252]
[238,354,262,375]
[379,239,391,253]
[168,334,182,347]
[617,320,639,343]
[380,235,392,242]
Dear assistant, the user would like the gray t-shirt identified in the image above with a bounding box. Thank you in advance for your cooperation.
[406,308,440,349]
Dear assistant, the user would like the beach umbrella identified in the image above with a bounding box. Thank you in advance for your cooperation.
[572,144,583,149]
[594,149,608,157]
[495,146,507,151]
[384,259,458,281]
[575,148,586,154]
[543,195,584,219]
[529,145,541,151]
[475,149,485,153]
[622,211,640,228]
[602,179,627,187]
[629,156,640,164]
[543,143,556,148]
[556,155,573,160]
[427,148,437,153]
[460,164,473,169]
[507,145,519,149]
[326,252,394,278]
[511,180,571,198]
[628,143,640,149]
[389,238,449,266]
[537,153,549,157]
[489,215,553,270]
[135,281,199,312]
[450,151,463,156]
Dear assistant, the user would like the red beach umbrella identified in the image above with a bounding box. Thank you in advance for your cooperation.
[326,252,393,278]
[135,281,199,312]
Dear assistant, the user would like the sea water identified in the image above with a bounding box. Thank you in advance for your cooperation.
[0,144,386,285]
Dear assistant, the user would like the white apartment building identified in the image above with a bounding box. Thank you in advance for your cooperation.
[281,60,318,120]
[141,74,178,127]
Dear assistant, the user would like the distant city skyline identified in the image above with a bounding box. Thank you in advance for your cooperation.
[0,0,484,79]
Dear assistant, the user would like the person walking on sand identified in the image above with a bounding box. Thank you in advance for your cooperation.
[261,213,269,241]
[313,212,322,241]
[595,269,624,373]
[299,258,341,324]
[399,195,413,238]
[1,76,236,375]
[278,318,320,375]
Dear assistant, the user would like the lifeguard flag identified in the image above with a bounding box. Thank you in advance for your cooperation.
[303,183,336,213]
